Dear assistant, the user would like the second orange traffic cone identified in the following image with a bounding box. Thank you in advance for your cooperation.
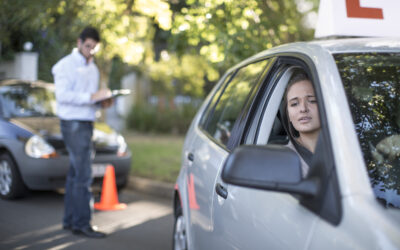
[94,165,127,211]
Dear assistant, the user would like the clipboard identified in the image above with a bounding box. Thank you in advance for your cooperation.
[95,89,131,104]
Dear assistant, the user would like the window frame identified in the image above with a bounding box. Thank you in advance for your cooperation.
[241,54,343,225]
[198,58,276,151]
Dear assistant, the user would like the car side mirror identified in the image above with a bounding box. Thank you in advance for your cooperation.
[221,145,319,197]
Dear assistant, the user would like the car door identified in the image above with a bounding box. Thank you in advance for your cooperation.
[186,58,273,249]
[211,58,341,249]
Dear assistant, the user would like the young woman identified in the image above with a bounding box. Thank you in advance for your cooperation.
[284,69,321,177]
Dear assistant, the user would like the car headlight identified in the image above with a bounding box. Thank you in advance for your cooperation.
[93,129,128,157]
[117,134,127,156]
[25,135,57,158]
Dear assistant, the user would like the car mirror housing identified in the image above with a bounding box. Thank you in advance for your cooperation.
[221,145,319,197]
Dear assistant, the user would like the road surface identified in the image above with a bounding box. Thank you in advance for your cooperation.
[0,189,174,250]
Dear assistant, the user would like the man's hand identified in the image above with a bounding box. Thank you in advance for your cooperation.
[100,98,114,108]
[91,88,112,102]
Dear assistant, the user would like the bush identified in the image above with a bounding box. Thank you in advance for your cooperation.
[126,102,199,134]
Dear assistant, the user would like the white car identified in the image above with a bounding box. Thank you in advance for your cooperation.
[173,38,400,249]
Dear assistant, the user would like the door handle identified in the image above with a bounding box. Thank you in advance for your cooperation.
[215,183,228,199]
[188,152,194,162]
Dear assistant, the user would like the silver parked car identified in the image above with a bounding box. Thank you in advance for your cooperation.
[0,79,131,199]
[173,38,400,249]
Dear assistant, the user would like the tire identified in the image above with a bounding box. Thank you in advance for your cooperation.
[0,153,27,199]
[117,176,128,192]
[173,206,188,250]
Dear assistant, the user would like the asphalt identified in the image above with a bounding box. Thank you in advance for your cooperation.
[127,176,175,199]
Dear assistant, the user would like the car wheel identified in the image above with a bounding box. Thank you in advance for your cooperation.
[173,206,187,250]
[117,176,128,192]
[0,153,26,199]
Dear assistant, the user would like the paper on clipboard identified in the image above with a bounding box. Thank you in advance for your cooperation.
[95,89,131,104]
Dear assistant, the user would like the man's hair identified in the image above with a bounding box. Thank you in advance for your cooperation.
[79,27,100,42]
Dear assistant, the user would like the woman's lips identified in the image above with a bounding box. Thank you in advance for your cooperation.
[299,117,311,123]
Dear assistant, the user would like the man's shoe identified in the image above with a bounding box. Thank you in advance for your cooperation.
[72,227,107,238]
[63,225,72,230]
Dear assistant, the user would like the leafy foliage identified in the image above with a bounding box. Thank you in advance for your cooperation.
[0,0,317,98]
[0,0,172,82]
[169,0,317,77]
[126,102,199,134]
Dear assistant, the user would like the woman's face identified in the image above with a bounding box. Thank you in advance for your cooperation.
[286,80,320,135]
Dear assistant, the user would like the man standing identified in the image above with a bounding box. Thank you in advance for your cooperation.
[52,27,111,238]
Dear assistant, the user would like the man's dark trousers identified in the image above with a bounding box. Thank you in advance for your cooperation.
[60,120,93,230]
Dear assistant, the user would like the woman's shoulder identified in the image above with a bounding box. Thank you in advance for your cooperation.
[284,140,309,178]
[284,140,296,151]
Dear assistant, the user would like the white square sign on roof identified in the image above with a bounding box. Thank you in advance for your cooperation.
[315,0,400,38]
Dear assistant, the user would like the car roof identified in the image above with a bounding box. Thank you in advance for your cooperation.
[307,38,400,53]
[235,37,400,69]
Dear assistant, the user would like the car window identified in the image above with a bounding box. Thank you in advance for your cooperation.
[252,61,341,223]
[255,67,295,145]
[257,66,318,175]
[336,53,400,208]
[203,60,269,147]
[0,85,56,118]
[199,72,233,127]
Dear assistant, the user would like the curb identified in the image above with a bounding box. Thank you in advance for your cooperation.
[127,176,175,199]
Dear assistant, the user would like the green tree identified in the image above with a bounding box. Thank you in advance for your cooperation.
[168,0,318,88]
[0,0,172,81]
[1,0,318,98]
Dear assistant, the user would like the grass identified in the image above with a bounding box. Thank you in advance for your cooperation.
[123,132,185,183]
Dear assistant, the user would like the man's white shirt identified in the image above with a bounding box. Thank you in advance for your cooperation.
[52,48,99,121]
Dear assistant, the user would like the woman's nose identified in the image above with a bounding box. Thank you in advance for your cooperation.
[300,100,309,112]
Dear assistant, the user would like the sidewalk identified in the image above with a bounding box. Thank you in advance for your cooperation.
[127,176,175,199]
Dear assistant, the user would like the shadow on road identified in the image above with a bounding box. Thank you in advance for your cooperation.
[0,190,174,250]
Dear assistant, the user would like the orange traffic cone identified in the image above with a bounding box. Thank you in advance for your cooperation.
[94,165,127,210]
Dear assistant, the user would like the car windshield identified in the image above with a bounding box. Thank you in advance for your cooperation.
[335,52,400,209]
[0,84,56,118]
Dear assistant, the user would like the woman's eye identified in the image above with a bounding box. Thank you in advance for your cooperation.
[290,102,298,107]
[308,98,317,104]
